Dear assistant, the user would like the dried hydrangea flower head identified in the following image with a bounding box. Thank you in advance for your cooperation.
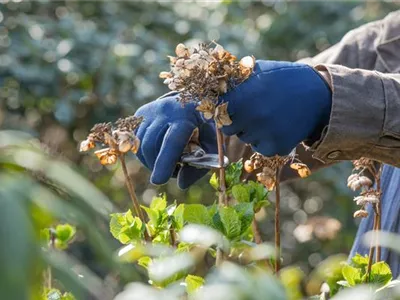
[244,153,290,190]
[160,42,255,128]
[79,116,143,165]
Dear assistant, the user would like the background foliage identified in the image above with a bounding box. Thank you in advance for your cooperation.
[0,1,399,298]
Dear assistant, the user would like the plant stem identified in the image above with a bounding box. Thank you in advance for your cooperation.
[119,155,150,241]
[216,248,223,267]
[169,228,176,247]
[252,220,263,244]
[274,167,282,273]
[367,212,378,282]
[375,165,383,262]
[215,126,227,206]
[47,229,56,290]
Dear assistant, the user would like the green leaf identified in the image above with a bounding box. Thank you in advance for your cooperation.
[212,212,224,233]
[173,204,184,230]
[351,253,369,268]
[138,256,152,271]
[141,206,160,227]
[219,207,241,240]
[209,173,219,190]
[55,224,76,244]
[248,180,268,202]
[253,200,270,213]
[370,261,392,286]
[225,161,243,189]
[109,211,144,244]
[232,184,251,203]
[185,274,205,294]
[150,194,167,211]
[234,203,254,235]
[183,204,212,226]
[342,265,362,286]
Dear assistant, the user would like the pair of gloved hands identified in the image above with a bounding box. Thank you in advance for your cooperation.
[134,61,332,189]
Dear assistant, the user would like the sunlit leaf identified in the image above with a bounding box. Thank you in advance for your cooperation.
[370,261,392,287]
[342,265,361,286]
[185,274,205,294]
[219,207,241,240]
[183,204,212,226]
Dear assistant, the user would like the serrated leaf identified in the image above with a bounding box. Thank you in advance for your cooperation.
[232,184,250,203]
[209,173,219,190]
[185,274,204,294]
[370,261,392,286]
[219,207,241,240]
[109,213,124,240]
[342,265,361,286]
[234,203,254,235]
[150,194,167,211]
[225,161,243,189]
[248,180,268,202]
[183,204,212,226]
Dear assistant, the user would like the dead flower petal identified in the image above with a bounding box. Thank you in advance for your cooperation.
[80,139,95,152]
[175,43,189,58]
[131,137,141,154]
[214,102,232,128]
[159,71,173,79]
[354,209,369,218]
[240,56,255,69]
[290,162,311,178]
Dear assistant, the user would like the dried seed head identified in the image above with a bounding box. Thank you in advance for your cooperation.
[353,209,369,218]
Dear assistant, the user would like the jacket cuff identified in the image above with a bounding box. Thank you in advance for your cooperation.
[308,64,385,163]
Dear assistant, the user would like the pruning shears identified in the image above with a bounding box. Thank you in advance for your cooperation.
[180,128,229,169]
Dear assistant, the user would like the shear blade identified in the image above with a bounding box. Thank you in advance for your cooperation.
[181,153,229,169]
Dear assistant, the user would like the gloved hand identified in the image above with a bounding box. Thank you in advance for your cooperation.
[221,60,332,156]
[134,94,217,189]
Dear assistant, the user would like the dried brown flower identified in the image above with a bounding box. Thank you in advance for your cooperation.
[160,42,255,128]
[80,116,143,165]
[347,174,373,191]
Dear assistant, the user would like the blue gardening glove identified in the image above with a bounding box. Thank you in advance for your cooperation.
[134,95,217,189]
[221,60,332,156]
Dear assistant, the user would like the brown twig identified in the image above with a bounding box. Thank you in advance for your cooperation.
[216,127,227,206]
[274,167,283,273]
[169,228,176,247]
[119,155,150,241]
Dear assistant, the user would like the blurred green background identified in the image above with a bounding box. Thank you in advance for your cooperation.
[0,0,399,298]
